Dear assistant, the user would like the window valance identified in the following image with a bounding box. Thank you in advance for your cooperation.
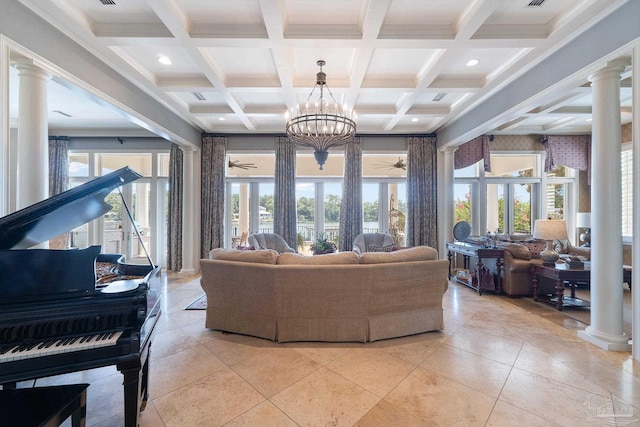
[454,135,492,172]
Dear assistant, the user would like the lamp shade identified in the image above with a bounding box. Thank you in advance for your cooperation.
[533,219,568,241]
[576,212,591,228]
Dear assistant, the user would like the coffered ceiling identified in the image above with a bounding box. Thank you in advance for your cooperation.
[11,0,634,140]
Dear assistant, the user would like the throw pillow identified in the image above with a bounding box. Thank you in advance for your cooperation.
[277,252,360,265]
[360,245,438,264]
[520,241,547,259]
[366,244,395,252]
[209,247,278,264]
[502,243,531,260]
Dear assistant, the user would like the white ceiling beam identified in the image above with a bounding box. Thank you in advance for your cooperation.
[146,0,256,130]
[454,0,501,41]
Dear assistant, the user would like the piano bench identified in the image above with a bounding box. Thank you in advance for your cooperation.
[0,383,88,427]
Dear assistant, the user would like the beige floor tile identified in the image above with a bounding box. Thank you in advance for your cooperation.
[271,367,380,427]
[201,332,280,366]
[150,344,227,399]
[385,366,495,426]
[563,360,640,409]
[326,348,417,397]
[231,347,322,397]
[517,332,605,363]
[137,400,166,427]
[499,367,608,426]
[486,400,563,427]
[284,341,353,365]
[421,344,512,397]
[376,334,444,366]
[353,399,429,426]
[224,401,298,427]
[445,325,524,365]
[514,344,610,394]
[153,367,265,427]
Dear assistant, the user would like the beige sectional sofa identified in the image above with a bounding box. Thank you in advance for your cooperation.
[199,246,449,343]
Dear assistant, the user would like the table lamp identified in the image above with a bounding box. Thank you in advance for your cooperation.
[533,219,568,265]
[576,212,591,247]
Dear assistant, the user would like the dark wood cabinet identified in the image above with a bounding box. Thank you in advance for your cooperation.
[446,242,503,295]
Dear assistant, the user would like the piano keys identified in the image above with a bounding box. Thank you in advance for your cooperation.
[0,167,161,427]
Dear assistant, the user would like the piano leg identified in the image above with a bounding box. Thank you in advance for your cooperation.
[118,362,142,427]
[117,340,152,427]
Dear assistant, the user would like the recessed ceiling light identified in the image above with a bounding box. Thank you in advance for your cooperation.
[158,55,172,65]
[466,59,479,67]
[411,118,419,122]
[218,117,226,121]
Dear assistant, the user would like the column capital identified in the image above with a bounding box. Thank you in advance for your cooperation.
[588,59,629,83]
[12,58,52,82]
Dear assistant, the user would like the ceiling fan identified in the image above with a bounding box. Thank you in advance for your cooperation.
[228,159,257,170]
[374,158,406,171]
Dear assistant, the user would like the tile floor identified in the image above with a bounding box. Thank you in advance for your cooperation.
[32,272,640,426]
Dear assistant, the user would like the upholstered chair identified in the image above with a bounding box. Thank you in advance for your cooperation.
[352,233,395,255]
[247,233,296,253]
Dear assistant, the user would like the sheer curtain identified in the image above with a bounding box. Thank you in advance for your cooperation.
[406,136,438,249]
[167,143,183,271]
[339,137,362,251]
[274,136,297,250]
[48,137,69,196]
[201,135,227,257]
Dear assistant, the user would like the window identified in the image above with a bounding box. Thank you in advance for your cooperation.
[68,151,169,267]
[622,143,632,241]
[453,153,575,237]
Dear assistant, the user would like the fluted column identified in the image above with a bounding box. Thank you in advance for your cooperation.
[13,59,51,210]
[578,60,630,351]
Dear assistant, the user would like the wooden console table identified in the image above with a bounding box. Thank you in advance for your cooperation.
[446,242,503,295]
[530,263,590,311]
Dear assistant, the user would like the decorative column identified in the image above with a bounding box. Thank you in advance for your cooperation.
[632,44,640,361]
[578,60,630,351]
[13,59,51,210]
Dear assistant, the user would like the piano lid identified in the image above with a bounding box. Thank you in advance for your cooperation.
[0,166,142,250]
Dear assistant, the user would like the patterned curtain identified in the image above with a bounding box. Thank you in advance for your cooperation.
[406,136,438,249]
[454,135,491,171]
[201,135,227,257]
[274,137,297,251]
[339,137,362,251]
[48,137,69,196]
[48,137,70,249]
[543,135,591,181]
[167,144,183,271]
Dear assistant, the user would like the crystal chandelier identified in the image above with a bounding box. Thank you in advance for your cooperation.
[285,60,356,170]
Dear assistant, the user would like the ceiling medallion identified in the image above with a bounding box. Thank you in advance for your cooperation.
[285,60,356,170]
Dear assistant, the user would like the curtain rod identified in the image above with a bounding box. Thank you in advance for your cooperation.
[201,132,437,138]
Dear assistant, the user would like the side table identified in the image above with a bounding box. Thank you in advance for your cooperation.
[530,263,590,311]
[0,383,88,427]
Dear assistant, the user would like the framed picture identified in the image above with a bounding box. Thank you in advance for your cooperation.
[455,269,470,280]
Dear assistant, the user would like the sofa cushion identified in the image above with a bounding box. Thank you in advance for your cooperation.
[366,244,395,252]
[359,245,438,264]
[276,251,360,265]
[501,243,531,260]
[209,248,278,264]
[520,241,547,259]
[553,239,571,254]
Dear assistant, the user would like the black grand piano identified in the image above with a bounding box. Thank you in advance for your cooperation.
[0,166,161,427]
